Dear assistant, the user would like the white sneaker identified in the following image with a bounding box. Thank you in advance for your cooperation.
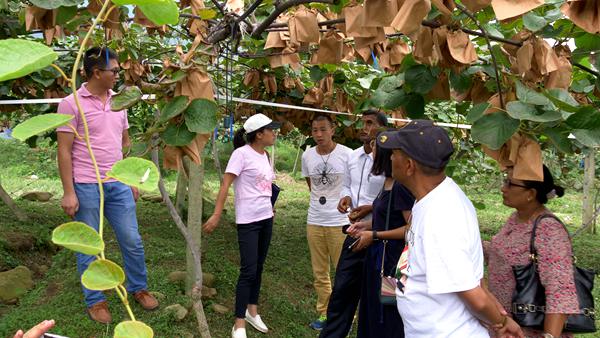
[231,326,247,338]
[245,309,269,333]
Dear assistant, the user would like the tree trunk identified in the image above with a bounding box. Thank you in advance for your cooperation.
[186,158,204,294]
[582,149,596,234]
[0,179,28,221]
[212,134,223,183]
[175,161,190,218]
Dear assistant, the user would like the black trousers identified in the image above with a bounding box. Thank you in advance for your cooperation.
[235,217,273,318]
[319,234,367,338]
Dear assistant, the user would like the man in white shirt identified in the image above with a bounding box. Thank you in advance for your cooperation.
[319,109,386,338]
[302,115,353,330]
[377,120,524,338]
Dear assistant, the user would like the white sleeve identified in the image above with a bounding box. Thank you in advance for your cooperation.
[423,210,483,294]
[301,150,309,178]
[339,153,352,199]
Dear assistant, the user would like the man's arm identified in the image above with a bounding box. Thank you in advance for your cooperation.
[57,131,78,217]
[305,177,311,191]
[122,129,131,155]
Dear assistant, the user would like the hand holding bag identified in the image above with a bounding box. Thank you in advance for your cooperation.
[511,214,597,333]
[379,187,397,306]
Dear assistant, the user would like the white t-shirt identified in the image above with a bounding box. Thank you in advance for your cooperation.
[302,144,353,226]
[396,177,489,338]
[225,145,275,224]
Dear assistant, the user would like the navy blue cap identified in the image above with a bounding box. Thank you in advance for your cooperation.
[377,119,454,169]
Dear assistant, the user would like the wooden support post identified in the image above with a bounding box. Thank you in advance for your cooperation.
[175,161,189,218]
[186,159,204,294]
[582,149,596,234]
[0,180,28,221]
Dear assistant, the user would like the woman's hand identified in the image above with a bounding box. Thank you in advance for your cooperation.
[352,231,374,252]
[346,221,370,237]
[202,214,220,234]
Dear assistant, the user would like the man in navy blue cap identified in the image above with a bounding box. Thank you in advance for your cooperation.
[377,120,524,338]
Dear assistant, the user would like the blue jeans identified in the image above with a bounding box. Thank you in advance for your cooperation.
[74,182,148,307]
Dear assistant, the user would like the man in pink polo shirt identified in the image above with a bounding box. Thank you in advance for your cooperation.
[56,47,158,324]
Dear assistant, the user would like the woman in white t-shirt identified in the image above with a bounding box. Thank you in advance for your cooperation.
[203,113,280,338]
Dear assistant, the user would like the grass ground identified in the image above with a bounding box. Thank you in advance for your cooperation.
[0,138,598,337]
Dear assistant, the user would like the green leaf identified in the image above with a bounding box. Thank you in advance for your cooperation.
[138,1,179,25]
[357,74,377,89]
[106,157,159,192]
[114,321,154,338]
[161,123,196,146]
[111,86,142,111]
[52,221,104,255]
[384,89,407,110]
[571,78,594,93]
[506,101,562,122]
[543,89,579,113]
[449,71,472,93]
[0,39,58,82]
[404,65,437,94]
[195,8,217,19]
[403,93,425,118]
[56,6,78,24]
[309,66,326,82]
[565,106,600,129]
[184,98,219,133]
[12,114,73,141]
[466,102,491,123]
[572,129,600,148]
[159,96,189,123]
[471,112,519,149]
[543,127,573,154]
[81,259,125,291]
[523,12,547,32]
[515,81,551,106]
[30,0,81,9]
[377,74,404,92]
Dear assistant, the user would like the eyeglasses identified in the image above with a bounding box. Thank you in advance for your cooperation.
[99,67,120,75]
[503,178,529,189]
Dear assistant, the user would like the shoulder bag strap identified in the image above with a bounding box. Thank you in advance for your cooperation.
[530,214,572,261]
[380,184,393,277]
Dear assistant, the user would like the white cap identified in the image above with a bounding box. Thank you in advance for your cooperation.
[243,113,281,133]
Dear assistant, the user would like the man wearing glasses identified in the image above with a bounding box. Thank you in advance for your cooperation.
[56,47,158,324]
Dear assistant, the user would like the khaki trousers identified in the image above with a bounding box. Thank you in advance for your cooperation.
[306,224,347,316]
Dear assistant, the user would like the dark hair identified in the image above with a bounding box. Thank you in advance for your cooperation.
[311,114,334,127]
[83,47,118,78]
[371,142,393,178]
[362,109,388,127]
[522,165,565,204]
[233,127,265,149]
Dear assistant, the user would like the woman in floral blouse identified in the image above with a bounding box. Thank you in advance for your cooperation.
[486,165,579,338]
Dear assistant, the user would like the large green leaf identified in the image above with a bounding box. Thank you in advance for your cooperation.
[466,102,491,123]
[52,222,104,255]
[471,112,520,150]
[523,12,547,32]
[111,0,179,25]
[543,127,573,154]
[114,321,154,338]
[12,114,73,141]
[159,96,189,123]
[515,81,551,106]
[0,40,58,82]
[404,65,437,94]
[81,259,125,290]
[106,157,159,192]
[384,89,407,110]
[506,102,562,122]
[161,123,196,146]
[30,0,81,9]
[572,129,600,148]
[111,86,142,111]
[184,98,219,133]
[543,89,579,113]
[403,93,425,118]
[566,106,600,130]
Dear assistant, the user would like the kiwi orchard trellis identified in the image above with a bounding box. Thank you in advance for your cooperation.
[1,0,600,336]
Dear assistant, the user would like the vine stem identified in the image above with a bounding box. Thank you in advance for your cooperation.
[455,3,505,109]
[115,284,136,321]
[51,64,70,82]
[69,0,111,259]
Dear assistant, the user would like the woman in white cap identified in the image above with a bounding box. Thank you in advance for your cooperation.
[203,113,280,338]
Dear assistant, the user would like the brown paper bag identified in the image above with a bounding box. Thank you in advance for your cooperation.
[265,31,287,49]
[468,72,493,103]
[25,6,54,31]
[315,30,344,64]
[561,0,600,34]
[243,69,261,88]
[263,74,278,94]
[431,0,455,16]
[516,41,534,76]
[447,30,477,64]
[183,133,211,165]
[343,43,356,62]
[427,71,450,100]
[389,40,411,65]
[354,28,386,49]
[303,87,325,106]
[483,133,543,181]
[290,7,320,43]
[491,0,544,21]
[319,74,335,96]
[283,76,296,90]
[163,145,183,170]
[391,0,432,37]
[544,56,572,90]
[461,0,491,12]
[175,68,214,101]
[533,38,559,75]
[413,26,439,65]
[363,0,399,27]
[355,46,374,64]
[343,5,383,38]
[295,78,305,93]
[269,46,301,69]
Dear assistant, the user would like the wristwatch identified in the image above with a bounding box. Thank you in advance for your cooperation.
[372,230,379,241]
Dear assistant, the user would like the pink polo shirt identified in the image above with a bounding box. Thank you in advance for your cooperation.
[56,83,129,183]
